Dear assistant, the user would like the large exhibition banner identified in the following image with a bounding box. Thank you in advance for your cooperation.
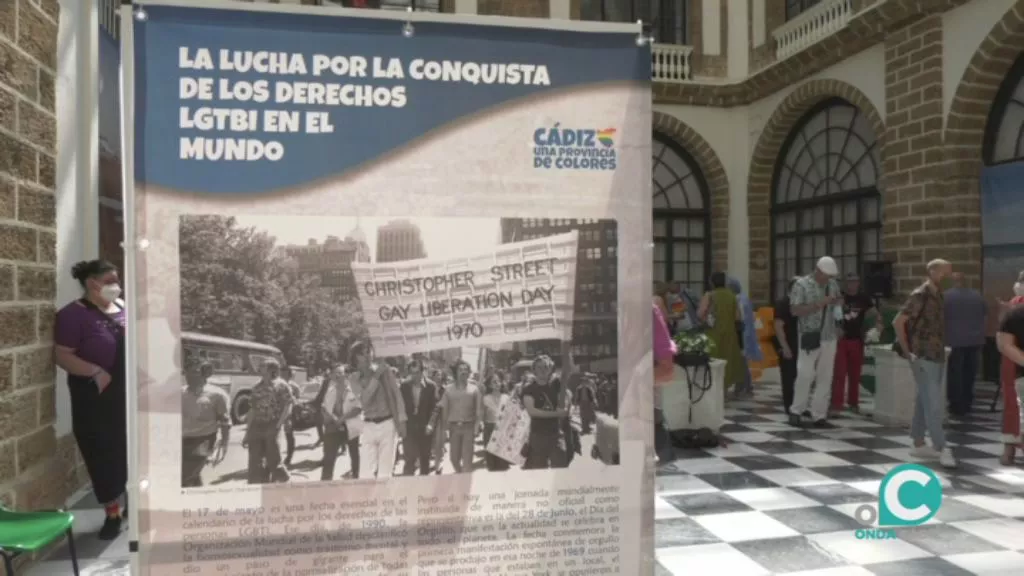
[352,231,580,356]
[124,1,651,575]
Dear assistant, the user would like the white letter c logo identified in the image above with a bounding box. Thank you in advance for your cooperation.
[884,469,933,523]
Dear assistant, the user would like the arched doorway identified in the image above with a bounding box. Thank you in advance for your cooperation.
[770,98,882,300]
[980,52,1024,322]
[652,132,711,296]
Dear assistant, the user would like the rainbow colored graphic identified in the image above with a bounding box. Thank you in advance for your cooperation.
[597,128,616,148]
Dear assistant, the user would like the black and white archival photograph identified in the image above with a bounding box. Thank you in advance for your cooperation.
[177,215,622,489]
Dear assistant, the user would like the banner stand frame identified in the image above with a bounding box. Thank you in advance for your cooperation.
[117,3,141,575]
[115,2,645,574]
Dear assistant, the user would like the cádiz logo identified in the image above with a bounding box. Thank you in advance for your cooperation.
[853,463,942,539]
[532,124,617,171]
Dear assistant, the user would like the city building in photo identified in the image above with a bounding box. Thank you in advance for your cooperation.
[375,219,428,263]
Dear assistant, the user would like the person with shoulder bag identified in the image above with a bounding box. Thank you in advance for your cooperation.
[892,259,957,468]
[787,257,842,428]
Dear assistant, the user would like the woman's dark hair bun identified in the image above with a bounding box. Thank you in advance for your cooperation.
[71,259,117,286]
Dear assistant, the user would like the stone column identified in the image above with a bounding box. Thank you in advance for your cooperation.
[882,13,970,296]
[0,0,76,519]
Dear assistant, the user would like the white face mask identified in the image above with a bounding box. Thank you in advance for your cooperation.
[100,283,122,302]
[1014,283,1024,297]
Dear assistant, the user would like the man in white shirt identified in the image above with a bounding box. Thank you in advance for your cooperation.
[788,256,842,428]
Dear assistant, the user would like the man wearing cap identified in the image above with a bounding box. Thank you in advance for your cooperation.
[242,359,293,484]
[788,256,843,427]
[893,259,957,468]
[830,273,881,417]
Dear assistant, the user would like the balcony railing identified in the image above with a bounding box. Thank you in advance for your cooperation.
[773,0,853,61]
[652,43,693,83]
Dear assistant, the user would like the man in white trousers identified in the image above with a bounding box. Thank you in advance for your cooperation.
[347,341,406,478]
[788,256,842,427]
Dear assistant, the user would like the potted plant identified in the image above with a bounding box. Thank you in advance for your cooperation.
[673,330,716,367]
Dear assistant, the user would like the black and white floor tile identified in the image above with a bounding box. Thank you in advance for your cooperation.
[655,380,1024,575]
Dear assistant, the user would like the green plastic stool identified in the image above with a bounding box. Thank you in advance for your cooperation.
[0,507,79,575]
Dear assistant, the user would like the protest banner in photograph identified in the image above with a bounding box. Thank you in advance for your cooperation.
[352,230,579,356]
[122,1,651,574]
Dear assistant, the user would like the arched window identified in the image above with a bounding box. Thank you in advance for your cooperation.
[984,53,1024,165]
[771,98,882,300]
[652,133,711,296]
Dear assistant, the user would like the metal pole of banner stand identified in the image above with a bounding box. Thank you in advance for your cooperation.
[118,1,141,574]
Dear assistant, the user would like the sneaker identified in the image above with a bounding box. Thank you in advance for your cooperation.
[98,514,123,541]
[788,413,804,427]
[813,419,831,428]
[910,445,940,460]
[939,447,957,469]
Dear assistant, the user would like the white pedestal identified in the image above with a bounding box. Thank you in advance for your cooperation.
[869,346,949,427]
[661,359,727,432]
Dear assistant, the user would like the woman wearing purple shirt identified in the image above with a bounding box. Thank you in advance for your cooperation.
[54,260,128,540]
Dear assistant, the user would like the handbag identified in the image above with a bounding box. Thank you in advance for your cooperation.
[892,290,931,357]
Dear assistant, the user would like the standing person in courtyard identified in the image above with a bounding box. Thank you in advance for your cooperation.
[347,341,406,479]
[893,259,957,468]
[181,362,231,487]
[830,273,880,417]
[698,272,745,396]
[998,271,1024,464]
[438,360,484,473]
[728,277,762,398]
[54,259,129,540]
[788,257,842,427]
[774,277,801,415]
[653,302,678,463]
[242,359,293,484]
[943,272,987,418]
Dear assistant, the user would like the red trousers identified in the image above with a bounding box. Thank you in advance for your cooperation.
[831,337,864,410]
[1002,356,1021,443]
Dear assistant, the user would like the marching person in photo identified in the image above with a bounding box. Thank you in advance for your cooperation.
[321,366,363,481]
[347,341,406,479]
[54,259,129,541]
[482,373,510,471]
[522,355,573,469]
[400,359,440,476]
[698,272,745,398]
[282,365,303,468]
[576,373,597,435]
[181,362,231,488]
[773,276,801,415]
[437,360,485,473]
[242,359,294,484]
[991,284,1024,463]
[943,272,987,418]
[830,272,881,418]
[788,256,842,428]
[893,259,957,468]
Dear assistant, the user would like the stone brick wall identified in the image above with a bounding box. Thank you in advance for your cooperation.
[689,0,728,78]
[880,14,959,296]
[748,0,784,73]
[0,0,83,526]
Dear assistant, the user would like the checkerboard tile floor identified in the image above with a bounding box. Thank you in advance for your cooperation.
[654,380,1024,576]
